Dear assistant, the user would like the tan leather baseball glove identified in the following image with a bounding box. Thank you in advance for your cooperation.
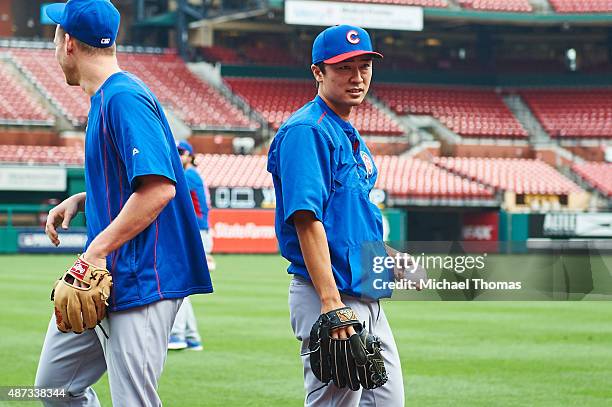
[51,255,112,334]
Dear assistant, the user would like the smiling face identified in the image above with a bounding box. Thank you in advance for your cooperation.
[312,56,373,119]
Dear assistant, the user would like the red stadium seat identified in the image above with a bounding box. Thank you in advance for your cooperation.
[572,162,612,197]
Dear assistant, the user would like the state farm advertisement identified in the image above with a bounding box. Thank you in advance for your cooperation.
[209,209,278,253]
[462,212,499,242]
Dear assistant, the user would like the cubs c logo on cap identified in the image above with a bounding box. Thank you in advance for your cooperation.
[346,30,360,44]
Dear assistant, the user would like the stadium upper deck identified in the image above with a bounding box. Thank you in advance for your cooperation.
[1,45,610,144]
[7,48,257,131]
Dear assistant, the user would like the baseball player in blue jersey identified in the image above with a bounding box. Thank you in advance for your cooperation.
[176,140,216,271]
[36,1,212,405]
[168,140,214,351]
[267,25,405,406]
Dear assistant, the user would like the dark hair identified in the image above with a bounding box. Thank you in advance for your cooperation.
[313,62,326,89]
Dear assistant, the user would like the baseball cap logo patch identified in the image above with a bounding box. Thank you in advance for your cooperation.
[101,38,111,45]
[346,30,360,45]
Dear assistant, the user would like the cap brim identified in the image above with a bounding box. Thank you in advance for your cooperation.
[45,3,66,24]
[324,50,383,65]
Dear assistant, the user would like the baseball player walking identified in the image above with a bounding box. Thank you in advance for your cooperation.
[36,1,212,405]
[168,140,214,351]
[267,25,405,406]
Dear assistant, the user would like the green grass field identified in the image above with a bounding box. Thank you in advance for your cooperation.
[1,254,612,406]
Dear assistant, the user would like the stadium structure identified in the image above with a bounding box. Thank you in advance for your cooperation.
[0,0,611,253]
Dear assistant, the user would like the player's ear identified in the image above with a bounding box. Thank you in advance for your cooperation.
[65,33,76,55]
[311,64,324,84]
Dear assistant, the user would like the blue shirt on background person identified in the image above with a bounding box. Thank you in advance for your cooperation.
[184,166,209,231]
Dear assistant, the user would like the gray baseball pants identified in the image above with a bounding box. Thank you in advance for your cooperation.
[170,296,201,342]
[35,298,182,406]
[289,276,405,407]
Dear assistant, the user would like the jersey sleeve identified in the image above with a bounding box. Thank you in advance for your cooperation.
[277,125,334,224]
[106,91,176,188]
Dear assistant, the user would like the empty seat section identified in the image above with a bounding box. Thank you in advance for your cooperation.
[375,155,494,199]
[520,89,612,139]
[196,154,272,188]
[572,162,612,197]
[194,154,493,200]
[434,157,582,194]
[374,85,527,139]
[458,0,533,12]
[549,0,612,13]
[10,49,256,130]
[0,62,54,125]
[0,145,83,165]
[117,53,256,130]
[10,48,87,126]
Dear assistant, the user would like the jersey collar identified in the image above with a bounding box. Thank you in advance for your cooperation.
[313,95,356,135]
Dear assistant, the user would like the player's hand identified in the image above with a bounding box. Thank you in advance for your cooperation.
[45,194,83,246]
[321,300,357,339]
[81,250,107,271]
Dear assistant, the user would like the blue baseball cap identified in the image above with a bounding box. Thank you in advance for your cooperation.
[176,140,194,155]
[45,0,120,49]
[312,25,383,65]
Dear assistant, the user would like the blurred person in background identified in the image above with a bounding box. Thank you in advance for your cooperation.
[168,140,215,351]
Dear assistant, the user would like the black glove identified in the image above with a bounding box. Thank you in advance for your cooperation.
[306,307,388,391]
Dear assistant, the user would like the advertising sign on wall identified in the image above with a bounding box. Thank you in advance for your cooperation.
[531,213,612,238]
[18,228,87,253]
[285,0,424,31]
[209,209,278,253]
[462,212,499,242]
[0,166,66,191]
